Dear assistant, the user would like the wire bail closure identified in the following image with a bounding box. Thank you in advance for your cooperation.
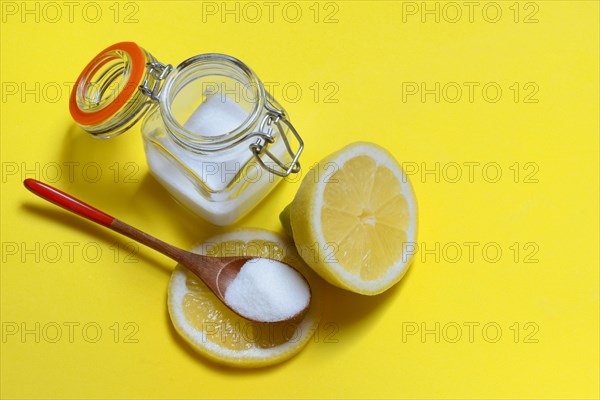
[249,103,303,177]
[139,61,172,101]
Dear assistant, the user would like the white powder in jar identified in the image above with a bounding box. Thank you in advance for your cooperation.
[183,92,248,136]
[144,92,288,225]
[224,258,311,322]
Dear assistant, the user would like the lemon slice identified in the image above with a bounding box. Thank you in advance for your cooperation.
[168,229,322,367]
[287,142,417,295]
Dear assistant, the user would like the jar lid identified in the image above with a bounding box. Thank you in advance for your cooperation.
[69,42,171,138]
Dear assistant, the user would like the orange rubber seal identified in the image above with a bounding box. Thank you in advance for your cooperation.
[69,42,146,126]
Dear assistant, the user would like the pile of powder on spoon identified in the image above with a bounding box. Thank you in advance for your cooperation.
[224,258,311,322]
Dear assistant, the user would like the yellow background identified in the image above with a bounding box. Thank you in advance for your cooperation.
[1,1,598,398]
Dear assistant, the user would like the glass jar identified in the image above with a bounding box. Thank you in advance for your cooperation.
[69,42,303,226]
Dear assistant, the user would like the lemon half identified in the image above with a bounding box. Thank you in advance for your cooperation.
[288,142,417,295]
[168,229,322,367]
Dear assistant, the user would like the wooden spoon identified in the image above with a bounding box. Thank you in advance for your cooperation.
[23,179,311,323]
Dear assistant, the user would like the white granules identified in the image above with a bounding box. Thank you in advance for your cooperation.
[224,258,311,322]
[183,92,248,137]
[145,91,287,225]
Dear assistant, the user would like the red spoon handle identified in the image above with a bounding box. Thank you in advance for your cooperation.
[23,178,192,264]
[23,179,114,226]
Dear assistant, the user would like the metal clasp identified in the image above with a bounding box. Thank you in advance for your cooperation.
[249,106,303,177]
[139,61,172,102]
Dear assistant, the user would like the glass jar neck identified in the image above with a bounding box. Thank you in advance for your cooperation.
[159,54,266,153]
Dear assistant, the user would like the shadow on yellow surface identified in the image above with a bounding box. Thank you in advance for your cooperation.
[323,271,410,328]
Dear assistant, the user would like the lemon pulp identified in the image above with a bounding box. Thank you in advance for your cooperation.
[288,142,417,295]
[322,155,410,280]
[168,230,321,367]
